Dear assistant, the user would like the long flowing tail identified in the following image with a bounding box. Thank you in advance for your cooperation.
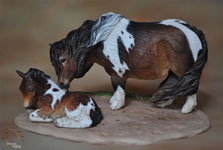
[151,24,208,102]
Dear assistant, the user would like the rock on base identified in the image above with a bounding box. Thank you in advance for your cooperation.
[15,96,210,145]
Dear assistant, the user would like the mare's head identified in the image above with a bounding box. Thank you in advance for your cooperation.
[50,20,95,89]
[16,68,50,109]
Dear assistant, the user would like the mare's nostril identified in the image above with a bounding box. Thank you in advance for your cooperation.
[60,82,69,89]
[60,82,65,88]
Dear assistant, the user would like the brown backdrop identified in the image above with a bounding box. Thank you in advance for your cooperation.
[0,0,222,149]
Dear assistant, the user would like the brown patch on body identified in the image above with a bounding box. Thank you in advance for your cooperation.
[64,93,90,111]
[37,94,54,118]
[52,97,67,118]
[117,22,194,79]
[156,40,172,78]
[41,92,91,118]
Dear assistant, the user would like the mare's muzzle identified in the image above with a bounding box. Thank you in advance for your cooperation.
[59,82,70,89]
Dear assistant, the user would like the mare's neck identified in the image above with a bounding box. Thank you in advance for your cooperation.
[87,43,107,66]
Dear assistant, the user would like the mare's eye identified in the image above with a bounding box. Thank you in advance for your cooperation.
[60,58,67,64]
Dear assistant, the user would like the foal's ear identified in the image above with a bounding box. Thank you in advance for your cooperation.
[16,70,25,78]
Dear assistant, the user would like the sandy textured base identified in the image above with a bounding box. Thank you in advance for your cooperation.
[15,96,210,145]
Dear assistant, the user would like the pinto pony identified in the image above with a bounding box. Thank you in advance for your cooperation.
[50,12,208,113]
[16,68,103,128]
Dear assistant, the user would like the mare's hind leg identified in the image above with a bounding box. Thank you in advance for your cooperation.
[181,94,197,113]
[151,71,178,107]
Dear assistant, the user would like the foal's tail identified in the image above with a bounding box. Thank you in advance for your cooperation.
[90,108,103,127]
[151,24,208,102]
[90,99,103,127]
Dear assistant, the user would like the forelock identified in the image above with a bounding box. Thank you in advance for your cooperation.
[50,39,65,74]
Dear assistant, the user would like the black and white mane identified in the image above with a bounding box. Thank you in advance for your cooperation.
[88,12,124,46]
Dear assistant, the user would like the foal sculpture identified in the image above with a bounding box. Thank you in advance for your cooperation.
[17,68,103,128]
[50,12,208,113]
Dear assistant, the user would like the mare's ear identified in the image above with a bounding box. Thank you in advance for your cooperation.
[16,70,25,78]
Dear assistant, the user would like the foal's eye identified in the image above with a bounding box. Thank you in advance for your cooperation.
[60,58,67,64]
[29,88,34,92]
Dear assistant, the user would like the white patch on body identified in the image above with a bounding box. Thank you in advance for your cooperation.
[110,86,125,110]
[44,79,66,110]
[88,12,123,46]
[55,97,95,128]
[159,19,202,61]
[181,94,197,113]
[29,109,53,122]
[103,18,135,77]
[89,12,135,77]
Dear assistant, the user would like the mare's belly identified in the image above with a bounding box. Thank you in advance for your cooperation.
[127,67,169,80]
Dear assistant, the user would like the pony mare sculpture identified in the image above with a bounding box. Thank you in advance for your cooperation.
[16,68,103,128]
[50,12,208,113]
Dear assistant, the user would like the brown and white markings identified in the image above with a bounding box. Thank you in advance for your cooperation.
[50,12,208,113]
[16,68,103,128]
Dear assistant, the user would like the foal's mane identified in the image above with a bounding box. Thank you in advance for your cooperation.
[26,68,50,80]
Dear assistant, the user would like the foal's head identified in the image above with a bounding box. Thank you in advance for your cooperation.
[16,68,50,109]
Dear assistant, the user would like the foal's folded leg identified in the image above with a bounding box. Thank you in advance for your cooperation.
[29,108,53,122]
[54,115,92,128]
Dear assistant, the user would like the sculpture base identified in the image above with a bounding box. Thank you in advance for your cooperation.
[15,96,210,145]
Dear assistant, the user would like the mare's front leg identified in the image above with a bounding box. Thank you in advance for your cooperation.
[110,76,126,110]
[29,107,53,122]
